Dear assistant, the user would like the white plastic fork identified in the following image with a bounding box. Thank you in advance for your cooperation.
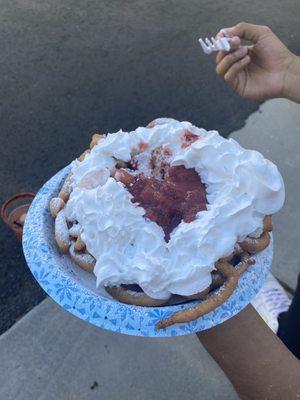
[198,36,231,55]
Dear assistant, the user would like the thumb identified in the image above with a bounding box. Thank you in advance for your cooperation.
[219,22,270,44]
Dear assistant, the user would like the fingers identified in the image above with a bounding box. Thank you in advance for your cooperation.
[224,55,251,84]
[218,22,271,44]
[216,36,241,64]
[216,46,248,76]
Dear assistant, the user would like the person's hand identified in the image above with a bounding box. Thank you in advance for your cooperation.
[215,22,297,100]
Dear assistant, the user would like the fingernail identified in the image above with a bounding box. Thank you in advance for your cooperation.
[216,28,226,38]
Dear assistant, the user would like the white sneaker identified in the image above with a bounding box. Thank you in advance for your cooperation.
[251,273,291,333]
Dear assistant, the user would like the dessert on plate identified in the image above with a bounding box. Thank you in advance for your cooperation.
[49,118,284,329]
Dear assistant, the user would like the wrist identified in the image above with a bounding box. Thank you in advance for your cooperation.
[282,53,300,102]
[198,305,300,400]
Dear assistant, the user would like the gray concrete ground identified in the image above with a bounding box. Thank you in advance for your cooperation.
[0,299,238,400]
[1,0,300,334]
[0,98,299,400]
[230,99,300,291]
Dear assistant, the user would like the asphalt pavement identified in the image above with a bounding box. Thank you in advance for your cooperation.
[1,0,300,333]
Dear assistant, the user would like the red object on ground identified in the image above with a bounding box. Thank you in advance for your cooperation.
[126,165,207,241]
[1,193,35,241]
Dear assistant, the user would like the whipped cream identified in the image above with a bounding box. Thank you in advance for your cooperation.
[65,118,285,299]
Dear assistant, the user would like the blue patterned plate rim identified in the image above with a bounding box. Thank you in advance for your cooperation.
[23,165,273,337]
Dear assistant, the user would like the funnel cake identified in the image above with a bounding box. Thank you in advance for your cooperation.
[50,118,284,329]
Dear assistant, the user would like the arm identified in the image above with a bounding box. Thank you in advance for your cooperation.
[197,305,300,400]
[215,22,300,103]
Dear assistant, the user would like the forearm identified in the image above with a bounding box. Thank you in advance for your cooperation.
[283,54,300,103]
[197,305,300,400]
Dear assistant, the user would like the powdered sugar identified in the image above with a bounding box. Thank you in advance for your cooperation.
[69,242,96,267]
[55,210,70,246]
[49,197,65,217]
[69,223,81,238]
